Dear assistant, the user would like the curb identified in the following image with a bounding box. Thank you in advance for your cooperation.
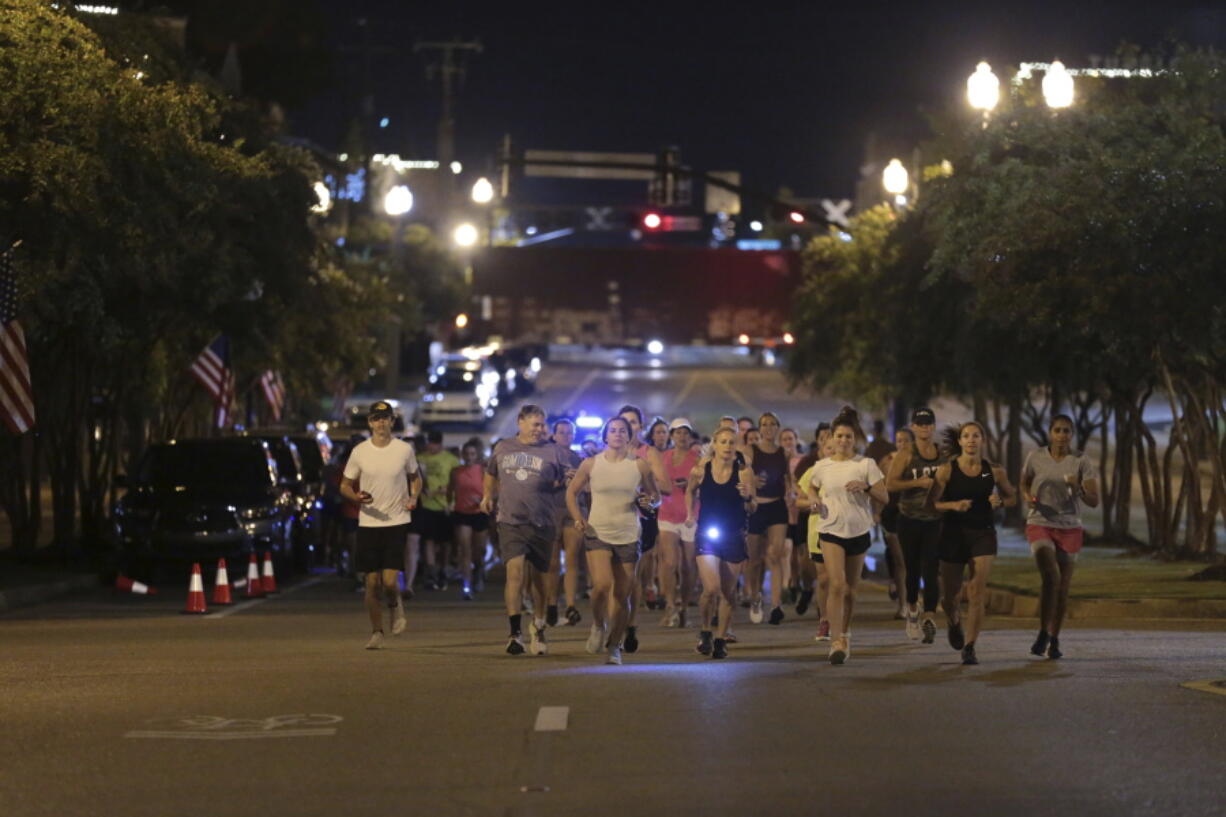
[985,586,1226,620]
[0,574,101,614]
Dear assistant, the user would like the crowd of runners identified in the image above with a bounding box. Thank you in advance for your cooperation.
[336,400,1099,666]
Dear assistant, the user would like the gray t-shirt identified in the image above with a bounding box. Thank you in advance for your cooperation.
[487,438,569,529]
[1023,448,1095,529]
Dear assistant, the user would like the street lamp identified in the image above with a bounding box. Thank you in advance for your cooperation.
[383,185,414,216]
[1042,59,1074,109]
[471,177,494,204]
[311,181,332,215]
[453,222,479,248]
[882,159,909,195]
[967,61,1000,114]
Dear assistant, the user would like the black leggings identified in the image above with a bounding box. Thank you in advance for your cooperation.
[898,516,942,612]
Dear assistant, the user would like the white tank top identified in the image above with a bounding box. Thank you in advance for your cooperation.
[588,452,642,544]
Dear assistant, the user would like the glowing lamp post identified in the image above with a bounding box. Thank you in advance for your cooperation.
[1042,60,1074,109]
[383,185,414,216]
[967,61,1000,116]
[471,177,494,204]
[453,222,479,248]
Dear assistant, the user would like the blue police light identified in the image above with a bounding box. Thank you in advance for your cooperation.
[706,526,720,541]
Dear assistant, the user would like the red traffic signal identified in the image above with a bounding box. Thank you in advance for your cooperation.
[643,212,663,230]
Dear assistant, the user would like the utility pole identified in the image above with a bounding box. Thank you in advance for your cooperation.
[414,39,482,215]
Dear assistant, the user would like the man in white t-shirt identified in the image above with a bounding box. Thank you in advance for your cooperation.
[340,401,421,650]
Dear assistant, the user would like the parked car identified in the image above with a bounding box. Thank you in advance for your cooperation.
[490,344,544,396]
[417,358,499,428]
[244,433,328,565]
[112,438,300,576]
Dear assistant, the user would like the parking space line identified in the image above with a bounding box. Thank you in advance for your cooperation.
[533,706,569,731]
[208,575,326,619]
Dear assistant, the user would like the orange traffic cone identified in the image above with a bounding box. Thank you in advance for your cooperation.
[115,574,157,595]
[212,558,233,606]
[261,550,278,594]
[182,562,208,615]
[244,553,264,598]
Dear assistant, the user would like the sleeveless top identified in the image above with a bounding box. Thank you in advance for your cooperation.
[659,447,699,524]
[751,444,788,499]
[942,458,997,529]
[898,443,945,521]
[588,453,642,544]
[696,460,747,534]
[452,463,485,515]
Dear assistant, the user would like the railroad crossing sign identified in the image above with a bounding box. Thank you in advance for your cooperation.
[821,198,852,228]
[585,207,614,231]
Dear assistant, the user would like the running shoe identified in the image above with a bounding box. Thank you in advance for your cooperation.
[365,631,385,650]
[529,621,548,656]
[828,637,848,665]
[606,646,623,665]
[506,634,526,655]
[546,605,559,627]
[585,623,606,654]
[623,626,639,653]
[768,606,785,626]
[723,629,737,643]
[795,589,813,616]
[696,630,713,655]
[564,605,582,626]
[961,642,978,665]
[906,607,920,640]
[922,616,936,645]
[711,638,728,659]
[894,605,906,621]
[749,598,764,624]
[391,602,407,636]
[1047,637,1063,660]
[947,619,965,651]
[462,589,473,602]
[815,620,831,641]
[1031,630,1050,657]
[842,633,852,660]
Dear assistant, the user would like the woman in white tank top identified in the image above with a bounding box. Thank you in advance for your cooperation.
[566,416,660,665]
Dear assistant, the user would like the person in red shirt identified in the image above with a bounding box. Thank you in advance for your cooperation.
[448,438,489,601]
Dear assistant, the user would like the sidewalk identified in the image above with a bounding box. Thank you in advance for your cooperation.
[0,554,101,614]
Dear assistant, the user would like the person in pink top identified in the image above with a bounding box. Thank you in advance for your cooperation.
[448,438,488,601]
[657,418,701,627]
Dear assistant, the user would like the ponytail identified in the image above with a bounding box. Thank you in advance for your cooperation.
[831,405,866,442]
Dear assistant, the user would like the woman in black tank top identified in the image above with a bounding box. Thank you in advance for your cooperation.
[932,422,1017,665]
[745,412,794,627]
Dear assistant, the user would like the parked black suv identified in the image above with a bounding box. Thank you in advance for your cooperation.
[112,438,299,576]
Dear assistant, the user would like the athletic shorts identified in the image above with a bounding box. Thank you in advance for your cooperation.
[414,508,451,544]
[498,522,556,572]
[584,532,639,565]
[355,524,409,573]
[695,522,748,564]
[940,525,998,563]
[452,511,489,533]
[820,532,872,557]
[640,516,659,553]
[658,519,697,541]
[747,498,789,534]
[881,503,900,535]
[1026,525,1082,560]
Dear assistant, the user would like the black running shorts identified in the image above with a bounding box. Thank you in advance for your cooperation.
[356,524,410,572]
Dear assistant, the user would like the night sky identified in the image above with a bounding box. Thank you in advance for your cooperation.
[262,1,1223,199]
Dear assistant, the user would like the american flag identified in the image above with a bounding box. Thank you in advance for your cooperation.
[190,335,234,428]
[259,369,286,422]
[0,244,35,435]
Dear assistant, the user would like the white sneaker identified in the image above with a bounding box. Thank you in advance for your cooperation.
[391,602,406,636]
[365,632,385,650]
[749,597,764,624]
[905,606,920,640]
[606,646,623,665]
[585,623,606,654]
[841,633,852,660]
[529,620,548,656]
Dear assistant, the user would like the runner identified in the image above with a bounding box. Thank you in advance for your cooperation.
[804,407,886,664]
[416,430,459,591]
[780,427,803,606]
[566,416,661,665]
[448,438,489,600]
[657,418,701,627]
[1021,414,1098,660]
[615,404,670,654]
[886,407,946,643]
[638,417,671,612]
[932,421,1017,665]
[339,401,421,650]
[878,428,914,619]
[546,418,586,626]
[746,412,794,625]
[481,404,572,656]
[685,426,755,658]
[792,423,831,623]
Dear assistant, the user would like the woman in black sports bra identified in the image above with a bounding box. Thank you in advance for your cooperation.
[932,422,1017,665]
[746,412,794,627]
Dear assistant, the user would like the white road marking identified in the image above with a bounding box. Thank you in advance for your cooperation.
[207,575,326,619]
[667,372,702,413]
[712,373,756,414]
[558,368,601,414]
[533,706,569,732]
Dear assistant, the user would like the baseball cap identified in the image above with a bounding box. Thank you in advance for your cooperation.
[911,407,936,425]
[669,417,695,433]
[368,400,395,419]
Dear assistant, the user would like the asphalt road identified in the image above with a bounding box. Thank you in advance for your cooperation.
[3,574,1224,817]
